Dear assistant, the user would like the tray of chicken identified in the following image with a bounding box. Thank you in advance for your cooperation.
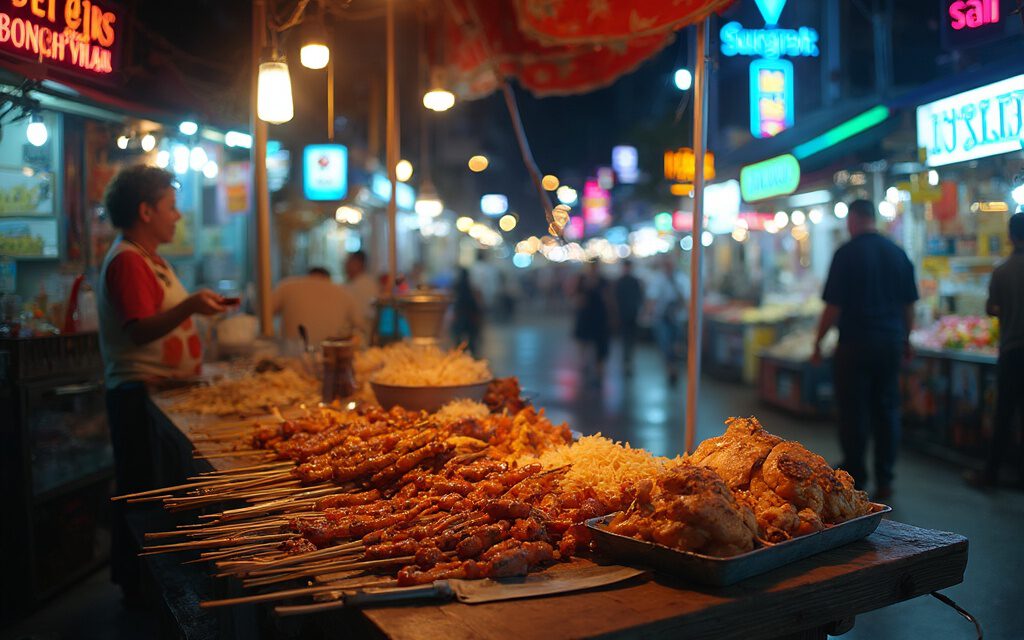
[586,417,889,586]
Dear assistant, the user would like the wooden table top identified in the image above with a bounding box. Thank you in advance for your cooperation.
[358,520,967,640]
[149,394,969,640]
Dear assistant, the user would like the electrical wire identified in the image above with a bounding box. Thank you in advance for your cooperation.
[931,591,983,640]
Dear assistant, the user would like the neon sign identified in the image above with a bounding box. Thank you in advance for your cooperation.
[749,58,793,138]
[0,0,121,75]
[303,144,348,201]
[740,154,800,202]
[664,148,715,183]
[949,0,999,29]
[916,74,1024,167]
[582,179,610,230]
[720,22,819,58]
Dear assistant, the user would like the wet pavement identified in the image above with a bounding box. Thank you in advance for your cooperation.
[4,312,1022,640]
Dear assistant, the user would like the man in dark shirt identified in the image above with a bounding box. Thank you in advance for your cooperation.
[812,199,919,499]
[614,259,645,375]
[967,213,1024,488]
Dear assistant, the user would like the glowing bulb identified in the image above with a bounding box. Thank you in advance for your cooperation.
[674,68,693,91]
[456,216,474,233]
[701,231,713,247]
[141,133,156,152]
[885,186,900,204]
[774,211,789,227]
[335,205,363,224]
[225,131,253,148]
[423,88,455,112]
[300,43,330,70]
[834,202,849,218]
[791,210,806,226]
[1013,185,1024,205]
[680,235,694,251]
[928,170,939,187]
[155,150,170,168]
[202,160,219,179]
[468,155,488,172]
[172,145,189,174]
[395,159,413,182]
[257,61,294,124]
[808,208,823,224]
[178,121,198,136]
[513,253,532,269]
[731,227,749,242]
[116,135,130,150]
[542,175,559,191]
[556,186,577,205]
[499,214,517,232]
[190,146,209,171]
[878,201,896,219]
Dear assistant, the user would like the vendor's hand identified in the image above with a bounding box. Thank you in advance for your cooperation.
[188,289,228,315]
[810,345,823,367]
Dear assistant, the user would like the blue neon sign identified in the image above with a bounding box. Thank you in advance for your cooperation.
[303,144,348,201]
[749,58,794,138]
[720,22,819,58]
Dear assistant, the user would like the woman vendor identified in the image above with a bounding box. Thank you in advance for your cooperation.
[98,165,235,603]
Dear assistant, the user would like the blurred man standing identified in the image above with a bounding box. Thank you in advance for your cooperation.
[614,259,645,375]
[344,250,378,341]
[271,267,362,345]
[966,213,1024,488]
[812,199,918,500]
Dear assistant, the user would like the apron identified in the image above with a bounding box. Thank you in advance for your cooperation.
[98,238,202,388]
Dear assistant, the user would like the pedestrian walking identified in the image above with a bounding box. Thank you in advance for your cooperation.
[452,267,484,356]
[647,259,687,385]
[573,261,613,382]
[614,259,645,375]
[966,213,1024,489]
[812,199,919,500]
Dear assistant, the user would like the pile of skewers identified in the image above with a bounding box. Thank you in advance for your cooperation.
[121,379,614,613]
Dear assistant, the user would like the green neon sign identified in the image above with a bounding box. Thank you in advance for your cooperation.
[792,106,889,159]
[740,154,800,202]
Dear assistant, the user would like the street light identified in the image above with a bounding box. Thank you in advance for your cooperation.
[674,68,693,91]
[396,159,413,182]
[300,22,330,70]
[26,112,47,147]
[257,60,294,124]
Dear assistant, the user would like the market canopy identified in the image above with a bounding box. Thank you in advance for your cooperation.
[441,0,734,99]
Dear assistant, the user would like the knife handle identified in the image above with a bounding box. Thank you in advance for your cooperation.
[346,581,453,606]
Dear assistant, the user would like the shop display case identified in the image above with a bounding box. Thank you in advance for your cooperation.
[0,333,112,621]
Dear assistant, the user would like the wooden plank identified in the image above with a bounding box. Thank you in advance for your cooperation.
[359,520,967,640]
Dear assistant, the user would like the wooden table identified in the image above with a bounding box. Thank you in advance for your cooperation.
[147,393,969,640]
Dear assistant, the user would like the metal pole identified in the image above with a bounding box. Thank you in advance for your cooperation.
[327,55,335,141]
[685,17,710,453]
[385,0,398,297]
[251,0,273,337]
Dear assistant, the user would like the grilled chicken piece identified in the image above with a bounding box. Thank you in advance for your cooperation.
[689,416,782,490]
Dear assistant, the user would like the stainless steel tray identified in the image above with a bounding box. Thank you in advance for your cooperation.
[586,504,891,586]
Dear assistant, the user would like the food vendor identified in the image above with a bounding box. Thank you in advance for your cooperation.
[98,165,235,603]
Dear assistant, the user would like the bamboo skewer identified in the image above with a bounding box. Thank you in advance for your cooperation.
[141,533,298,555]
[200,584,348,609]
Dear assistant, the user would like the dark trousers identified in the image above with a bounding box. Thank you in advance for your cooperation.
[833,343,903,489]
[106,382,158,594]
[986,348,1024,479]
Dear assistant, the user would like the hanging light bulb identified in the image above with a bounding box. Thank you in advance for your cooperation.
[140,133,157,152]
[178,121,199,136]
[257,60,294,124]
[414,179,444,217]
[116,135,130,150]
[202,160,219,179]
[300,21,330,70]
[26,113,48,147]
[395,159,413,182]
[189,145,208,171]
[422,68,455,112]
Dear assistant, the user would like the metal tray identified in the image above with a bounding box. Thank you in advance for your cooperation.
[586,504,891,586]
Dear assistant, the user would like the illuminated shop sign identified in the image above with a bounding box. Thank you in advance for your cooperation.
[719,21,819,58]
[749,58,794,138]
[0,0,121,76]
[916,74,1024,167]
[740,154,800,202]
[303,144,348,201]
[941,0,1009,49]
[664,147,715,183]
[582,179,611,230]
[611,145,638,184]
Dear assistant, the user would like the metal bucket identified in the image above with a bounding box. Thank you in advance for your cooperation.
[396,290,451,345]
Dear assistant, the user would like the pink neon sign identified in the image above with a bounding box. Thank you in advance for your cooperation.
[948,0,999,30]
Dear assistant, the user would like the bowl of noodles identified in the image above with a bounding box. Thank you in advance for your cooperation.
[368,344,492,412]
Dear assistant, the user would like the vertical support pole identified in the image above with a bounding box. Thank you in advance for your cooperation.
[685,17,710,453]
[327,55,335,141]
[385,0,399,298]
[251,0,273,337]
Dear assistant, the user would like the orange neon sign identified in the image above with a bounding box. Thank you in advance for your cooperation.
[0,0,120,75]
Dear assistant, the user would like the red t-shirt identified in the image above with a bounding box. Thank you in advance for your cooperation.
[104,251,164,327]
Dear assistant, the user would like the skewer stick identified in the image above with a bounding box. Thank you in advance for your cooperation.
[141,533,298,555]
[197,461,294,475]
[221,540,364,571]
[196,449,274,459]
[200,584,347,609]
